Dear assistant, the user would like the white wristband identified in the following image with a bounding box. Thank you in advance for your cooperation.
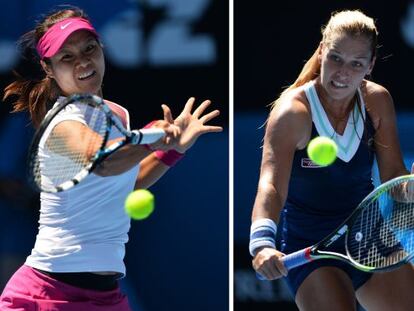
[249,218,277,257]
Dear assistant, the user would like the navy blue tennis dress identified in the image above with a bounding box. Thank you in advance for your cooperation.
[276,81,376,296]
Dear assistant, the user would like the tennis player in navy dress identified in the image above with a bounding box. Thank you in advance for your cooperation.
[249,10,414,311]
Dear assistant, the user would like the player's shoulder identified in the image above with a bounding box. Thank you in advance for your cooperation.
[104,99,128,111]
[269,86,311,121]
[361,80,393,107]
[104,99,130,127]
[267,86,312,144]
[361,80,396,129]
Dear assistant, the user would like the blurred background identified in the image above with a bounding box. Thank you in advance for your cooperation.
[0,1,228,310]
[234,1,414,311]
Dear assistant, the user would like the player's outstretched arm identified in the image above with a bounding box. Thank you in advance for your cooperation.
[135,97,223,189]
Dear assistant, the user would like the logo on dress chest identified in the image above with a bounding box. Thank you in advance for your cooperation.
[301,158,323,168]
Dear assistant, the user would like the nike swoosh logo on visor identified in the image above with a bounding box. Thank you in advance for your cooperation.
[60,22,73,30]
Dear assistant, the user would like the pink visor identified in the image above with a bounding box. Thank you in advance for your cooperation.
[36,17,98,59]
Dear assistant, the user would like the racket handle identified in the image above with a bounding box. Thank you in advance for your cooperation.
[281,247,312,271]
[255,248,311,281]
[132,129,166,144]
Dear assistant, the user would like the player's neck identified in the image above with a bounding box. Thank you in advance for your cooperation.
[316,84,355,121]
[322,101,354,122]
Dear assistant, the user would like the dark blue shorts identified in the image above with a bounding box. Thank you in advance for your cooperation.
[280,255,373,297]
[277,208,373,297]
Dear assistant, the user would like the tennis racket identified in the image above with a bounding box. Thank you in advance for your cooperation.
[260,174,414,278]
[28,93,165,193]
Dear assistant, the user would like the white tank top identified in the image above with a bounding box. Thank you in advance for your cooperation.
[25,98,138,276]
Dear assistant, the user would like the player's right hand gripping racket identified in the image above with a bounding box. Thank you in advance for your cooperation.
[262,174,414,278]
[28,93,165,193]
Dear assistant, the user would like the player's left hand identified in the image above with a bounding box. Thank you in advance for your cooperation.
[161,97,223,153]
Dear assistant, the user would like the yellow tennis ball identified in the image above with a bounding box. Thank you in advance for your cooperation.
[124,189,155,220]
[307,136,338,166]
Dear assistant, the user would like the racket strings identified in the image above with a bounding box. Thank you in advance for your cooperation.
[34,101,108,189]
[347,180,414,269]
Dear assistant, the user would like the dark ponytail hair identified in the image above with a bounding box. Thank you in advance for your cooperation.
[3,6,90,127]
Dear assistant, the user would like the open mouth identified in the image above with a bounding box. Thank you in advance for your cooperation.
[331,80,348,88]
[78,70,96,81]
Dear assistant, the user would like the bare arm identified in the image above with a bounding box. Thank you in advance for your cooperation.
[94,143,152,177]
[134,155,169,189]
[366,83,408,182]
[49,119,174,177]
[252,98,311,223]
[251,94,311,280]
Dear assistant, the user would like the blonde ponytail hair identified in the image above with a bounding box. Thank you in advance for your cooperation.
[271,10,378,110]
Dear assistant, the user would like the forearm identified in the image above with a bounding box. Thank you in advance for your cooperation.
[94,144,152,177]
[252,182,284,223]
[250,184,283,257]
[135,154,170,189]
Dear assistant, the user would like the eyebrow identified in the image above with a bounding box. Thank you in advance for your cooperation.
[58,38,97,55]
[330,49,370,59]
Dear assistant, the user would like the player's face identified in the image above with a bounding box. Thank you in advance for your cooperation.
[44,30,105,96]
[318,34,375,101]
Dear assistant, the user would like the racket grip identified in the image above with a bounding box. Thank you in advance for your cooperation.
[132,129,166,144]
[281,247,312,271]
[255,248,311,281]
